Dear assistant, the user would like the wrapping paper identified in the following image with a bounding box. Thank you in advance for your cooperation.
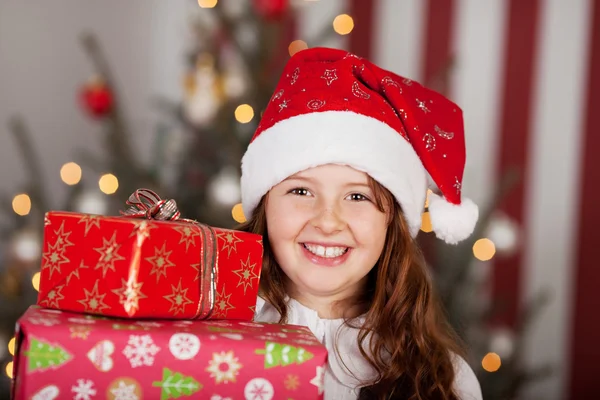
[12,306,327,400]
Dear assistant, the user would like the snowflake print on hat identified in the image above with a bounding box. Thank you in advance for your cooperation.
[435,124,454,139]
[169,333,200,360]
[271,89,284,102]
[206,350,243,384]
[122,334,160,368]
[278,99,290,113]
[416,98,430,113]
[307,99,326,110]
[71,379,97,400]
[290,67,299,85]
[351,81,370,99]
[382,76,401,92]
[244,378,274,400]
[423,133,436,151]
[321,69,338,86]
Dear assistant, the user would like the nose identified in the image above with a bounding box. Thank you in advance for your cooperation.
[310,201,346,235]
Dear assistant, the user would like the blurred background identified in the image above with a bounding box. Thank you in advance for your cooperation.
[0,0,597,399]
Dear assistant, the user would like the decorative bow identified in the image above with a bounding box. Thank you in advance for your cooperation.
[120,189,183,221]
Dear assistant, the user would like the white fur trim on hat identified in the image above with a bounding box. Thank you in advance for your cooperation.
[240,110,428,237]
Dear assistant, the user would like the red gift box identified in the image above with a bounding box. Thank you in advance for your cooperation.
[37,206,263,321]
[11,306,327,400]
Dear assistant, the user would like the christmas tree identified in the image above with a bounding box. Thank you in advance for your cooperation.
[23,338,72,373]
[255,341,315,369]
[0,1,551,399]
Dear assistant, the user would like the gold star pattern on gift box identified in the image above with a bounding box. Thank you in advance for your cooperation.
[77,280,110,313]
[77,214,101,236]
[216,230,243,258]
[163,279,194,316]
[145,242,176,283]
[174,225,200,252]
[232,254,259,295]
[212,285,235,318]
[93,231,126,278]
[111,278,148,315]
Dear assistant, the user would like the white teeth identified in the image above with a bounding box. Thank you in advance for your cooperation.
[304,244,348,258]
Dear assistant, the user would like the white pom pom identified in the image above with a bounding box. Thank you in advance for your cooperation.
[428,193,479,245]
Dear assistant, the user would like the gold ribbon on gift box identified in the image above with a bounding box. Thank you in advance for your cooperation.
[120,189,217,319]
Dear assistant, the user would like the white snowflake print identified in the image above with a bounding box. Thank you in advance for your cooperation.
[238,322,265,328]
[39,309,62,314]
[68,317,96,325]
[27,316,60,326]
[31,385,60,400]
[72,379,97,400]
[169,333,200,360]
[211,395,233,400]
[244,377,274,400]
[310,366,325,395]
[278,99,289,112]
[206,350,243,384]
[453,177,462,193]
[135,321,162,328]
[109,381,139,400]
[205,321,233,327]
[122,334,160,368]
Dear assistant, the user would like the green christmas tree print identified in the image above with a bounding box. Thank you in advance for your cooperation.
[152,368,202,400]
[24,337,72,372]
[255,341,314,369]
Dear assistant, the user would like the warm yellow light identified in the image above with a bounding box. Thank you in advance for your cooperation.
[473,238,496,261]
[31,272,41,292]
[8,337,15,356]
[232,203,246,223]
[482,352,501,372]
[99,173,119,195]
[12,194,31,216]
[424,189,433,208]
[288,40,308,57]
[235,104,254,124]
[60,162,82,185]
[198,0,218,8]
[5,361,13,379]
[420,212,433,233]
[333,14,354,35]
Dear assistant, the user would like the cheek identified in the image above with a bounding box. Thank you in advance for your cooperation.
[266,199,307,242]
[348,208,388,249]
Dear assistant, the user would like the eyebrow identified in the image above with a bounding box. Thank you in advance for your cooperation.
[286,175,371,189]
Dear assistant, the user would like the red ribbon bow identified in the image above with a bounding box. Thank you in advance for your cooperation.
[120,189,182,221]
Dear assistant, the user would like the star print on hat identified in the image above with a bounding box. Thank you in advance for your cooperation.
[240,47,478,244]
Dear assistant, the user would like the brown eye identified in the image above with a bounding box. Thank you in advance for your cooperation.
[347,193,369,202]
[289,188,310,196]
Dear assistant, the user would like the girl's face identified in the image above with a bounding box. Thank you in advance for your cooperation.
[265,164,388,303]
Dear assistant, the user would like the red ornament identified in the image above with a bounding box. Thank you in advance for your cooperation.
[252,0,289,21]
[79,77,113,118]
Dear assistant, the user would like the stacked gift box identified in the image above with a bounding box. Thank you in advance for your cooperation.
[10,190,327,400]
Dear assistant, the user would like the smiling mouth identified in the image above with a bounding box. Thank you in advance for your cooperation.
[302,243,349,258]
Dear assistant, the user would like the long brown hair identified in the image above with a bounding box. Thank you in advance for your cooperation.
[238,176,466,400]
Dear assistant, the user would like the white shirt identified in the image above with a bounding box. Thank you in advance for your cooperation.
[254,297,483,400]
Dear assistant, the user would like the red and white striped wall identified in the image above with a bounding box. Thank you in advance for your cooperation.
[292,1,598,398]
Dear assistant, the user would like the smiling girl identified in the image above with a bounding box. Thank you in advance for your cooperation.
[239,47,482,399]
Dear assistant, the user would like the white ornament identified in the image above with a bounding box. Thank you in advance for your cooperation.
[122,334,160,368]
[486,214,520,255]
[184,67,220,127]
[244,377,274,400]
[169,333,201,360]
[73,191,108,216]
[208,166,241,207]
[71,379,97,400]
[489,328,515,359]
[11,229,41,262]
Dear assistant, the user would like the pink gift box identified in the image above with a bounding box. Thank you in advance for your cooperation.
[11,306,328,400]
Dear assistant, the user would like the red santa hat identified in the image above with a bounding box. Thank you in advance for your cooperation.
[240,47,478,244]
